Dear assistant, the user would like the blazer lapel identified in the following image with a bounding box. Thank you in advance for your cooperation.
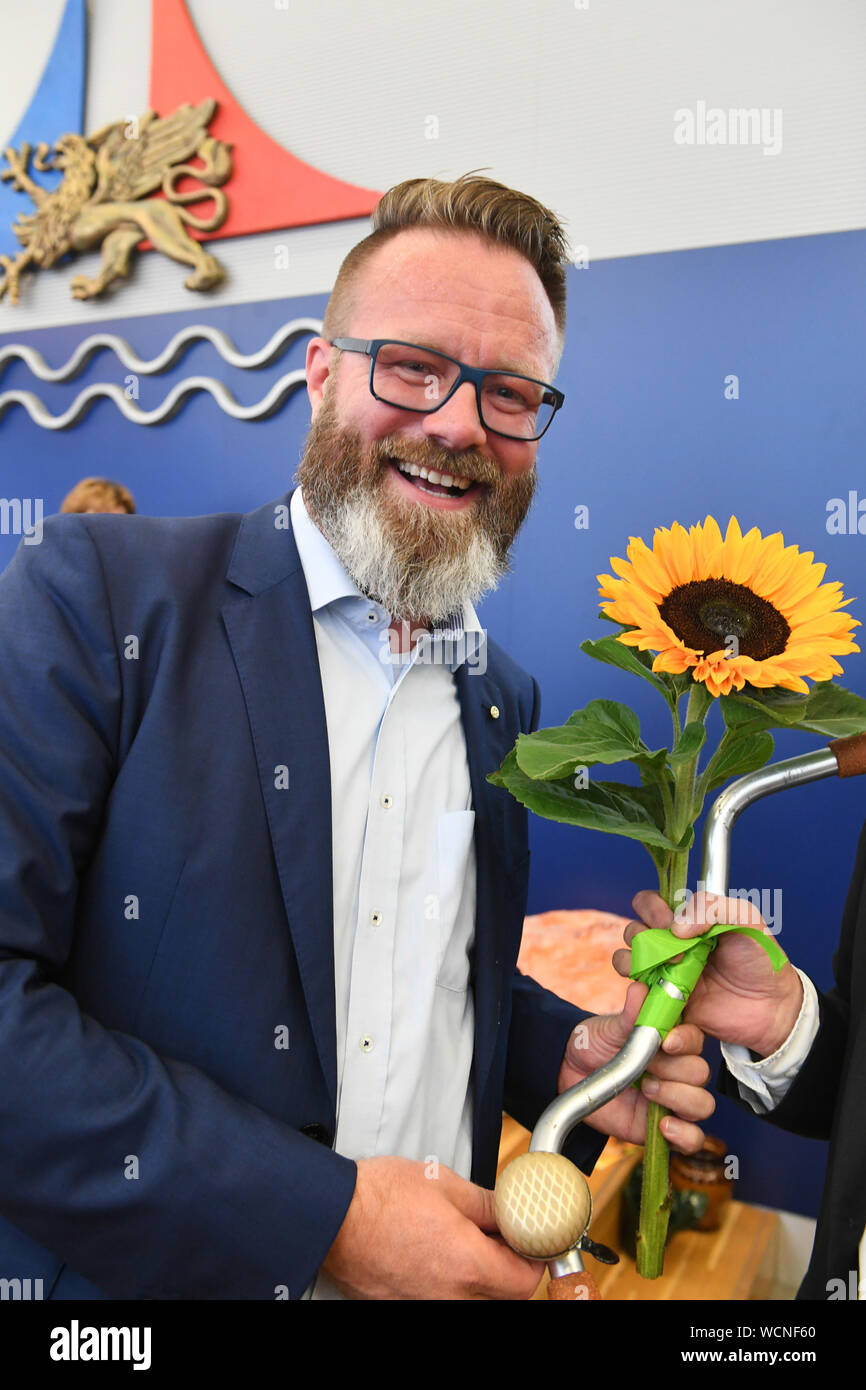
[455,659,519,1109]
[220,491,338,1113]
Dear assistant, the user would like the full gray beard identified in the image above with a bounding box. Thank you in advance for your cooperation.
[294,377,536,624]
[310,484,511,624]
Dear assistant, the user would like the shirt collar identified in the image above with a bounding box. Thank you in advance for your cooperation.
[290,487,486,671]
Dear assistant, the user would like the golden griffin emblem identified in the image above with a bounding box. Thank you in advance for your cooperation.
[0,98,232,304]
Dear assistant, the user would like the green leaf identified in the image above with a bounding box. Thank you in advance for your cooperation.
[563,699,644,758]
[487,749,686,852]
[514,699,647,780]
[720,688,805,735]
[636,746,672,785]
[511,728,593,782]
[722,681,866,740]
[580,636,674,704]
[702,731,774,795]
[794,682,866,738]
[669,720,707,766]
[719,695,777,737]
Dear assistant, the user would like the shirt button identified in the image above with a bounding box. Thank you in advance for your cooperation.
[380,793,393,809]
[370,910,382,927]
[367,610,378,623]
[359,1035,374,1052]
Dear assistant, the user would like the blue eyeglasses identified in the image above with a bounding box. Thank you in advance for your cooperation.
[329,338,564,442]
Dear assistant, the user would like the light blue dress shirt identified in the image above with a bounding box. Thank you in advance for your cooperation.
[289,487,487,1299]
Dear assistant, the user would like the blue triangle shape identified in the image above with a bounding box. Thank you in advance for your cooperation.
[0,0,87,262]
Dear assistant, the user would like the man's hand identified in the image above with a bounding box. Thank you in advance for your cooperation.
[613,889,804,1060]
[320,1156,543,1300]
[557,981,713,1153]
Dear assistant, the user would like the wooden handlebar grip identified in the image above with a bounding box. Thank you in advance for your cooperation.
[830,732,866,779]
[548,1270,601,1300]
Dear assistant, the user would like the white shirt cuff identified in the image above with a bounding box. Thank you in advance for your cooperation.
[719,967,819,1114]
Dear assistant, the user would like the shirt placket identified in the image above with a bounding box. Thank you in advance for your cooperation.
[334,673,409,1158]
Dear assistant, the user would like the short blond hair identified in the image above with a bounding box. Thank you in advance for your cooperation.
[322,171,571,366]
[60,477,136,514]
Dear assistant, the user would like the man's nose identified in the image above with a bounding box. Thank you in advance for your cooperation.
[421,381,488,452]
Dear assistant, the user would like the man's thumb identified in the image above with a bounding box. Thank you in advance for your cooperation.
[579,981,648,1060]
[446,1174,500,1234]
[618,980,649,1035]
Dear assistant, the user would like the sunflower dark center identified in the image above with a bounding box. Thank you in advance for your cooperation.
[659,578,790,659]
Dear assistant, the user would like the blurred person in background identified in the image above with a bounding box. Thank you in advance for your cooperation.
[60,477,136,515]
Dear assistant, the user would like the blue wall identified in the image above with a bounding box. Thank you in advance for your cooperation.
[485,227,866,1219]
[1,227,864,1217]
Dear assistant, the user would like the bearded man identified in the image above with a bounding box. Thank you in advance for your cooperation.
[0,174,712,1302]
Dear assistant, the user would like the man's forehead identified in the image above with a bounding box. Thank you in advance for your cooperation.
[347,227,558,376]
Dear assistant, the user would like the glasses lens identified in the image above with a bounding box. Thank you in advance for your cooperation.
[372,342,556,440]
[373,343,459,411]
[480,373,555,440]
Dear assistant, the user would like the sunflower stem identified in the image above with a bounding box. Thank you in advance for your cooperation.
[658,773,675,830]
[670,693,682,747]
[636,681,713,1279]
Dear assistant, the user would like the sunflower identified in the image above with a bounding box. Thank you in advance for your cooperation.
[597,516,861,698]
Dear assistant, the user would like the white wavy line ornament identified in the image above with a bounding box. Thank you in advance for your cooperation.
[0,318,323,382]
[0,370,307,429]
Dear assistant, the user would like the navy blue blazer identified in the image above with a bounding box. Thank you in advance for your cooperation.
[718,816,866,1299]
[0,488,604,1300]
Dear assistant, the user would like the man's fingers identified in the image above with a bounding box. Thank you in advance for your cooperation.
[670,889,768,939]
[612,946,632,977]
[444,1173,500,1234]
[430,1175,543,1298]
[641,1075,716,1122]
[646,1052,710,1087]
[658,1115,709,1155]
[577,982,650,1063]
[620,979,648,1026]
[661,1022,705,1056]
[631,889,674,930]
[469,1236,544,1300]
[629,887,770,941]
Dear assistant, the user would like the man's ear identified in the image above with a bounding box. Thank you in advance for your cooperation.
[306,337,333,418]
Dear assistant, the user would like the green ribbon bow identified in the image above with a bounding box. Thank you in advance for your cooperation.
[631,924,788,1038]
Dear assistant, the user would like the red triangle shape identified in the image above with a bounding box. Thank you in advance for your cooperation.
[149,0,381,241]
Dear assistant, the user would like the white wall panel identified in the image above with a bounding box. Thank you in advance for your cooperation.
[0,0,863,332]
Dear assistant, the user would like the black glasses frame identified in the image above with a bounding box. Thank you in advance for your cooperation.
[328,337,565,442]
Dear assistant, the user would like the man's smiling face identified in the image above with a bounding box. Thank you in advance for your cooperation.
[297,226,561,623]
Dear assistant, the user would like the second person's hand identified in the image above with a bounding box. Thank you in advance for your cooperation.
[614,888,804,1059]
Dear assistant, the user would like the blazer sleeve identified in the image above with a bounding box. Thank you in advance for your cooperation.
[717,816,864,1140]
[0,518,356,1299]
[504,972,608,1174]
[502,674,608,1175]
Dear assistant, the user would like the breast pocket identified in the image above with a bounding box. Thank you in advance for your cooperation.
[434,809,476,992]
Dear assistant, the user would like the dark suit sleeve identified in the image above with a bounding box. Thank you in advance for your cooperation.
[504,972,608,1173]
[0,519,356,1299]
[717,817,864,1140]
[502,674,608,1175]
